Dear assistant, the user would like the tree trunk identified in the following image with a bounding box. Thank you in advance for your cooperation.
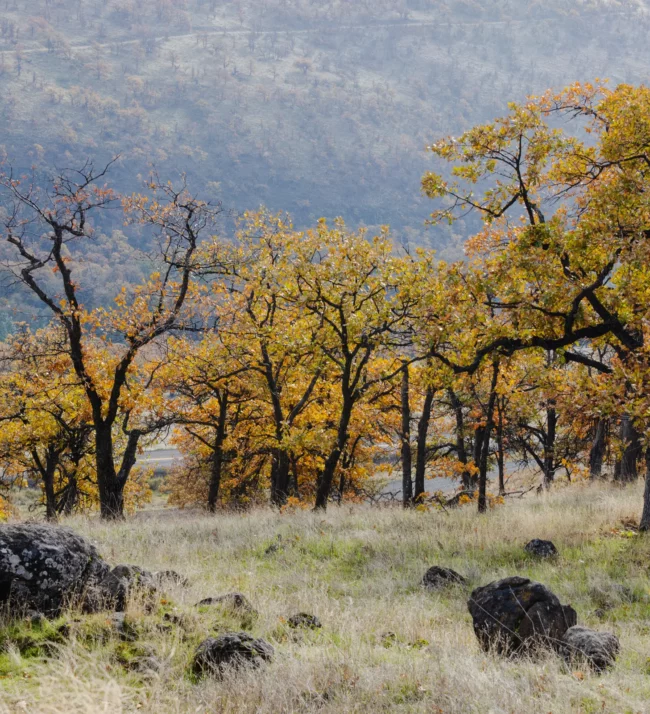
[270,449,291,506]
[478,362,499,514]
[95,424,124,519]
[43,463,57,522]
[589,417,607,479]
[543,403,557,487]
[640,447,650,532]
[208,392,229,512]
[615,415,641,483]
[448,388,470,489]
[496,398,505,495]
[400,364,412,507]
[314,398,352,510]
[414,385,434,502]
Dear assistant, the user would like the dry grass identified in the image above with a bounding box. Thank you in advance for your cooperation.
[2,482,650,713]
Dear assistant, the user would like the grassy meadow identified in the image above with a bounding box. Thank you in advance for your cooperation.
[1,482,650,713]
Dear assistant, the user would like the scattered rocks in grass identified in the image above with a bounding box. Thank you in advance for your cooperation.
[0,524,110,617]
[524,539,559,558]
[192,632,274,677]
[468,576,577,656]
[195,592,256,615]
[422,566,467,590]
[560,625,620,672]
[287,613,322,629]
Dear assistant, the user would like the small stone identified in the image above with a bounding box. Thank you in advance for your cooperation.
[422,566,467,590]
[287,613,322,629]
[195,592,256,614]
[153,570,188,587]
[192,632,274,677]
[560,625,620,672]
[524,539,559,558]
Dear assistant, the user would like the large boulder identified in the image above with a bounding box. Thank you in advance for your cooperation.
[0,524,110,616]
[192,632,274,677]
[560,626,620,672]
[524,539,559,558]
[468,576,577,655]
[422,566,467,590]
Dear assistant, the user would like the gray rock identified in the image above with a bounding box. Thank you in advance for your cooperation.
[524,539,559,558]
[87,564,158,613]
[468,576,577,655]
[422,566,467,590]
[560,625,620,671]
[0,524,110,616]
[287,612,322,629]
[153,570,188,587]
[192,632,274,677]
[195,592,256,614]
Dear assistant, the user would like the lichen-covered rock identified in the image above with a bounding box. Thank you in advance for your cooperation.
[86,564,158,613]
[524,539,559,558]
[192,632,274,676]
[468,576,577,655]
[195,592,256,614]
[0,524,110,616]
[560,625,620,671]
[287,612,322,629]
[422,566,467,590]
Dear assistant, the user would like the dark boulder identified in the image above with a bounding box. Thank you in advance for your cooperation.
[560,625,619,671]
[0,524,110,616]
[195,592,255,614]
[192,632,274,677]
[87,564,158,613]
[287,612,322,629]
[524,539,559,558]
[422,566,467,590]
[468,576,576,655]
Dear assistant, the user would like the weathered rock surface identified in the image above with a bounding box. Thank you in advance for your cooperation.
[524,539,559,558]
[287,612,322,629]
[422,566,467,590]
[560,625,620,671]
[86,564,158,613]
[153,570,188,587]
[0,524,110,616]
[192,632,274,676]
[195,592,256,614]
[468,576,577,655]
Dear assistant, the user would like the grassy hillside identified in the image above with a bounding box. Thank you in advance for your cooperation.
[1,483,650,712]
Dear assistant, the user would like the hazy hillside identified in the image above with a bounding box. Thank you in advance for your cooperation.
[1,0,650,325]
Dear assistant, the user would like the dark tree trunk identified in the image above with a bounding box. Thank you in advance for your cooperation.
[270,449,291,506]
[447,388,470,488]
[472,425,484,489]
[414,385,434,502]
[43,464,57,522]
[95,424,124,519]
[314,397,352,510]
[640,447,650,532]
[543,404,557,487]
[614,415,641,483]
[207,392,229,513]
[400,364,412,507]
[589,417,608,479]
[496,398,505,495]
[478,362,499,514]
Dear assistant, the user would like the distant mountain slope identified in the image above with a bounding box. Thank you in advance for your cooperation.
[0,0,649,324]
